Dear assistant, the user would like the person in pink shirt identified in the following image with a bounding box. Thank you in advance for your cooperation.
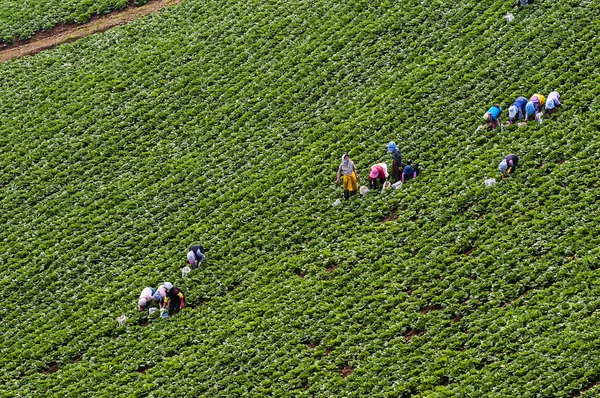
[138,287,156,311]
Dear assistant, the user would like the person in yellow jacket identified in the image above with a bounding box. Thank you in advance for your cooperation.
[336,154,359,200]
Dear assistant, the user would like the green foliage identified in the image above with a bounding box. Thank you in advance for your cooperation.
[2,0,600,396]
[0,0,129,43]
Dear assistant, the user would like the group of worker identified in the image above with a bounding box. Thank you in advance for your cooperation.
[484,91,561,128]
[136,245,206,318]
[336,142,418,199]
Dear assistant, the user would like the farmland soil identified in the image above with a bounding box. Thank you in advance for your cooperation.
[0,0,182,63]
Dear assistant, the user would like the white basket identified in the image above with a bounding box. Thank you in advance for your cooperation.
[382,181,391,189]
[392,181,403,189]
[536,112,543,124]
[505,13,514,22]
[359,186,369,195]
[149,308,158,315]
[484,178,497,187]
[182,266,191,277]
[117,315,127,326]
[333,199,341,206]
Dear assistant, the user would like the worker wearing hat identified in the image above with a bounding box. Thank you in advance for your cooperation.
[499,154,519,177]
[161,282,185,318]
[187,244,206,269]
[368,163,389,189]
[545,91,561,116]
[508,96,527,124]
[483,104,502,129]
[138,286,156,311]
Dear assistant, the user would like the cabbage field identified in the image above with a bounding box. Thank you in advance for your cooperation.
[0,0,145,43]
[2,0,600,396]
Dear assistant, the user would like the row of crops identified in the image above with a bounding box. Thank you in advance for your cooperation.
[0,0,148,44]
[3,0,600,396]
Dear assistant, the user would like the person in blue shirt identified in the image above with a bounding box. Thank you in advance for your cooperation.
[508,97,527,124]
[483,104,502,129]
[401,160,418,183]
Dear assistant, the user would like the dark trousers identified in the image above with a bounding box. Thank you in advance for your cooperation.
[369,177,386,189]
[169,299,182,316]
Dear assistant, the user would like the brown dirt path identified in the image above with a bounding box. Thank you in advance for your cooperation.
[0,0,183,64]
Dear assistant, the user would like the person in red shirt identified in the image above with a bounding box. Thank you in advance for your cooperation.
[368,163,388,189]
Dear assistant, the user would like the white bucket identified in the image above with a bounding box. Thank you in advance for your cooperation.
[484,178,497,187]
[117,315,127,326]
[382,181,391,189]
[149,308,158,315]
[392,181,403,189]
[333,199,341,206]
[505,13,514,22]
[182,266,191,277]
[359,186,369,195]
[536,112,543,124]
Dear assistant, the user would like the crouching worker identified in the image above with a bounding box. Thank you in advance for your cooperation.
[508,96,528,124]
[187,244,205,269]
[525,100,537,122]
[483,104,502,129]
[336,154,359,200]
[138,286,156,311]
[401,161,418,183]
[369,163,389,189]
[161,282,185,318]
[152,283,169,307]
[545,91,561,116]
[499,154,519,177]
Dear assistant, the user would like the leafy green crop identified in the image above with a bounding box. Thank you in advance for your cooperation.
[2,0,600,396]
[0,0,136,43]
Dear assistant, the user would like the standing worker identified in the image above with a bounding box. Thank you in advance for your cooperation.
[161,282,185,318]
[508,96,528,124]
[545,91,561,116]
[386,142,403,183]
[499,154,519,176]
[187,244,206,269]
[483,104,502,129]
[138,286,156,311]
[336,154,359,200]
[401,160,418,183]
[368,163,389,189]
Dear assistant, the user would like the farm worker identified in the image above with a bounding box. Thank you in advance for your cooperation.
[336,154,359,200]
[161,282,186,318]
[530,94,546,110]
[508,96,528,124]
[524,100,536,122]
[368,163,389,189]
[152,283,169,306]
[499,154,519,176]
[545,91,561,116]
[187,244,205,269]
[483,104,502,129]
[401,160,418,183]
[387,141,403,183]
[138,287,156,311]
